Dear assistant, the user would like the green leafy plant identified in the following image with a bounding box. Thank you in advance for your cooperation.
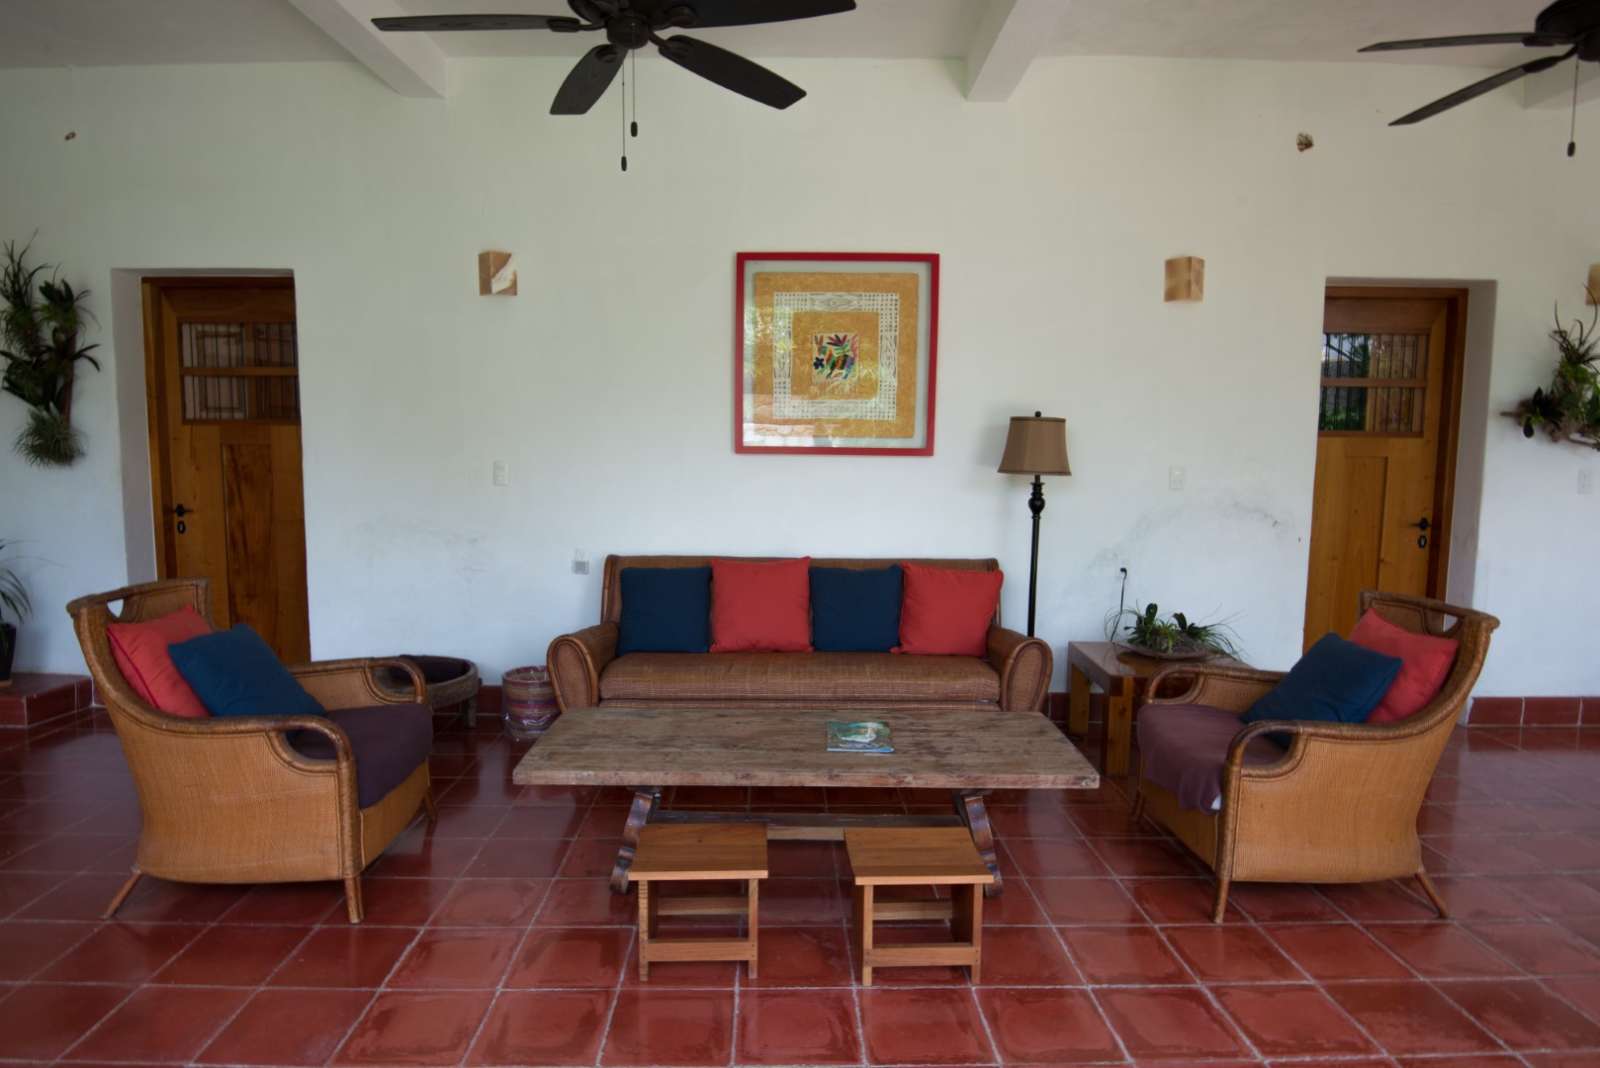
[1506,290,1600,451]
[1106,601,1241,658]
[0,238,99,465]
[0,541,29,627]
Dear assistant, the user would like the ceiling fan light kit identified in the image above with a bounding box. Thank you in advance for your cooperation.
[1359,0,1597,153]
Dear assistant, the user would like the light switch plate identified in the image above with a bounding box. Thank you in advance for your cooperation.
[572,549,590,575]
[492,460,508,487]
[1168,466,1186,491]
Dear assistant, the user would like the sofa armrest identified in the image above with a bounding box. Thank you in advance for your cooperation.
[289,658,424,710]
[1145,665,1284,715]
[986,627,1052,713]
[547,622,619,714]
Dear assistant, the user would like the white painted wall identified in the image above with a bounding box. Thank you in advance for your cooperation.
[1,55,1596,697]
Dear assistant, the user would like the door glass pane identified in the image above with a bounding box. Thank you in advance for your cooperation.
[1319,332,1426,434]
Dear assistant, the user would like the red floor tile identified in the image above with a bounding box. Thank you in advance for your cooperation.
[358,876,455,924]
[1323,981,1501,1055]
[269,925,418,988]
[430,877,549,926]
[1211,984,1376,1057]
[859,987,993,1065]
[1094,986,1250,1061]
[977,986,1122,1064]
[505,926,631,987]
[1087,837,1201,877]
[984,879,1048,924]
[1316,880,1440,922]
[762,877,848,924]
[1437,978,1600,1051]
[335,990,494,1065]
[1125,877,1244,924]
[1367,922,1521,977]
[40,921,204,983]
[1227,883,1344,923]
[536,877,636,925]
[601,988,735,1067]
[976,925,1082,984]
[738,989,861,1066]
[387,926,521,988]
[1164,925,1302,982]
[1264,923,1412,981]
[153,923,308,985]
[464,836,569,878]
[467,989,612,1066]
[1001,837,1111,877]
[67,985,250,1062]
[0,919,96,979]
[1030,877,1144,925]
[744,925,853,986]
[1543,974,1600,1021]
[197,988,371,1066]
[1060,925,1190,984]
[0,982,130,1059]
[1468,920,1600,974]
[220,881,344,925]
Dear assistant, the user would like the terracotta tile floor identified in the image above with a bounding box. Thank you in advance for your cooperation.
[2,713,1600,1066]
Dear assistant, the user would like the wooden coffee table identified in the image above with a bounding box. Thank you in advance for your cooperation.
[512,706,1098,894]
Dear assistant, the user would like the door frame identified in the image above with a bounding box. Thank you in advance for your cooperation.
[1316,285,1470,602]
[140,275,299,580]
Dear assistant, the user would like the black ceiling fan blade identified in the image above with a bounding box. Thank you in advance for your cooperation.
[551,45,624,115]
[658,35,805,109]
[664,0,855,29]
[372,14,582,32]
[1360,31,1574,53]
[1389,50,1574,125]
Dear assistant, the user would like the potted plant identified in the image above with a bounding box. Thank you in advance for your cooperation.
[1103,569,1241,661]
[1505,290,1600,450]
[0,540,30,687]
[1,239,100,466]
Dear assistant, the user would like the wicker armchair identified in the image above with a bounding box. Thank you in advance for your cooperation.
[1132,590,1499,923]
[66,578,436,923]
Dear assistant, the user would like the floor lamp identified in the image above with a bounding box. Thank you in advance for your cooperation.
[998,412,1071,637]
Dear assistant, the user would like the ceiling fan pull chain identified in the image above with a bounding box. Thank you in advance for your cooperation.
[1570,59,1580,159]
[631,49,639,138]
[620,53,629,173]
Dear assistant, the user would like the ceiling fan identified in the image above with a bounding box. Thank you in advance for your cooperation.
[374,0,856,115]
[1360,0,1597,143]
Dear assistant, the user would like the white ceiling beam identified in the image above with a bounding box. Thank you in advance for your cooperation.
[1522,59,1600,111]
[964,0,1067,103]
[287,0,450,98]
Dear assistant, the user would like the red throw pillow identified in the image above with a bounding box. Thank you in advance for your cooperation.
[895,563,1003,656]
[710,557,813,653]
[1350,608,1458,724]
[107,605,214,718]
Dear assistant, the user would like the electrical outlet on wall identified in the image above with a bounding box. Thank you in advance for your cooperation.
[573,549,590,575]
[491,460,509,487]
[1168,466,1186,491]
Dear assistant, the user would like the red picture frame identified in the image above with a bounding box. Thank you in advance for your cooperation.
[734,251,939,456]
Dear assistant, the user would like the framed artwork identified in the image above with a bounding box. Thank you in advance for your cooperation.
[736,251,939,455]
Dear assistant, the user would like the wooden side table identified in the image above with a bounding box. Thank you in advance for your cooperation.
[1066,641,1244,776]
[845,827,994,986]
[627,823,767,980]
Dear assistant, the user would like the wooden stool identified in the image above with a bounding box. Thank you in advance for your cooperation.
[845,827,995,986]
[627,822,767,980]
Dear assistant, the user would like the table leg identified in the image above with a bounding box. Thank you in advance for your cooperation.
[611,786,661,893]
[1106,689,1134,776]
[1068,664,1090,736]
[954,790,1002,897]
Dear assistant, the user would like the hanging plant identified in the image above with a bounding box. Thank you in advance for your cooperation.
[0,239,99,466]
[1505,289,1600,451]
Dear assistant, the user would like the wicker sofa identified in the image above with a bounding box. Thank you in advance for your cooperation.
[546,555,1052,715]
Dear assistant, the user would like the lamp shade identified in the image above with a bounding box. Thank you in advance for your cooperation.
[998,412,1071,476]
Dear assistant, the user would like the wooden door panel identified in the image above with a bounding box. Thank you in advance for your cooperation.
[145,280,309,663]
[1304,291,1462,650]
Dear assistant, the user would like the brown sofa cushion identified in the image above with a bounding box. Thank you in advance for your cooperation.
[600,652,1001,704]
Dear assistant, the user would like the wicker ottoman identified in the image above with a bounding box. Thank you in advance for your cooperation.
[378,655,480,726]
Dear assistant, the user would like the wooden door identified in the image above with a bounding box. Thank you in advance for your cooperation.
[1303,289,1466,648]
[143,280,310,663]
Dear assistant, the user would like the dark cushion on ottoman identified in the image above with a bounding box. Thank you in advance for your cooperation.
[1137,703,1285,813]
[291,703,433,808]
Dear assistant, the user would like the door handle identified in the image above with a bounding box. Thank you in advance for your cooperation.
[1410,516,1430,548]
[172,503,193,517]
[1409,517,1430,531]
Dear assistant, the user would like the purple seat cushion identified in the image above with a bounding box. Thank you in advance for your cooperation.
[1137,703,1285,812]
[290,703,432,808]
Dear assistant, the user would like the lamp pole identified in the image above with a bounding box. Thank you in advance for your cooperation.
[1027,473,1045,637]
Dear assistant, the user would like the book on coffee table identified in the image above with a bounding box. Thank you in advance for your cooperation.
[827,720,893,754]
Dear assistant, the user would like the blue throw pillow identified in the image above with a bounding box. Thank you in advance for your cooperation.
[1242,633,1403,744]
[168,624,325,719]
[811,565,902,652]
[616,566,712,654]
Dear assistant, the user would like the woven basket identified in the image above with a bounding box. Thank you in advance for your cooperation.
[503,665,560,741]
